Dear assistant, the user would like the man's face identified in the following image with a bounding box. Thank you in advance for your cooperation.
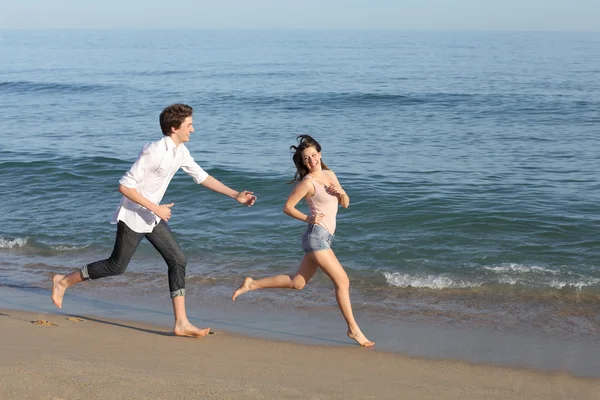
[171,116,194,144]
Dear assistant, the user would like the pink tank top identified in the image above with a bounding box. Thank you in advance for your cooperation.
[304,170,339,235]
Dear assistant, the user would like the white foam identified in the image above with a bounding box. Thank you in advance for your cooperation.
[383,269,599,291]
[382,271,480,289]
[548,278,600,290]
[497,276,519,285]
[0,237,28,249]
[50,244,90,251]
[483,263,557,274]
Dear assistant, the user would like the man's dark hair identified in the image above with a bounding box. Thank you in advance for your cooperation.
[159,104,193,136]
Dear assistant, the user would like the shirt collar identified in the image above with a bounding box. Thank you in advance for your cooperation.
[164,136,178,151]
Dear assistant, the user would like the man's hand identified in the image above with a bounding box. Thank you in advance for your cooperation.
[155,203,174,221]
[236,191,257,206]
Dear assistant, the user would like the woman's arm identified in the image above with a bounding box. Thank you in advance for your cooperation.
[326,170,350,208]
[283,179,324,224]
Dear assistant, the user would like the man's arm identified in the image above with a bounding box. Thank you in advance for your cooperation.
[118,145,175,221]
[200,176,256,206]
[118,185,174,221]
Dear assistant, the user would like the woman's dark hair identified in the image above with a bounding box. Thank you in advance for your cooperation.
[289,134,329,183]
[159,103,193,136]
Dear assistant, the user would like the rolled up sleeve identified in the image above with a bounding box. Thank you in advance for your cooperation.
[180,147,208,184]
[119,146,156,188]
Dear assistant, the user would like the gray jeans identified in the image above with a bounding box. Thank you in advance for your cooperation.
[81,220,187,298]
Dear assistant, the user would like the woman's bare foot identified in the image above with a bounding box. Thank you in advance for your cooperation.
[231,277,253,301]
[174,321,211,338]
[51,274,66,308]
[348,330,375,347]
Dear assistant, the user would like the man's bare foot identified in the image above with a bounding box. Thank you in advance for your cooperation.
[51,274,66,308]
[231,277,253,301]
[174,321,211,338]
[348,330,375,347]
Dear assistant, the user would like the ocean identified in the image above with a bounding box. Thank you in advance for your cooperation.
[1,29,599,375]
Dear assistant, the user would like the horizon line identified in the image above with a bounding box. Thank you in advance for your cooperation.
[1,27,599,33]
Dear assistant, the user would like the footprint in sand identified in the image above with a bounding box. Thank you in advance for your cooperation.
[32,319,58,326]
[66,317,84,322]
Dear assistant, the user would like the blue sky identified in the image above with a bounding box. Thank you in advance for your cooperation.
[1,0,598,31]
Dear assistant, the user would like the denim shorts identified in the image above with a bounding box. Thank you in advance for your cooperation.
[302,224,335,253]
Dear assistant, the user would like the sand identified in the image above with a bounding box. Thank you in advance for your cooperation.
[0,309,598,400]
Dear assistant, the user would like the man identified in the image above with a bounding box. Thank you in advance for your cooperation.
[51,103,256,337]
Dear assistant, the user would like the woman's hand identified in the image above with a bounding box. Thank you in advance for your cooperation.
[327,183,346,199]
[326,182,349,208]
[309,212,326,225]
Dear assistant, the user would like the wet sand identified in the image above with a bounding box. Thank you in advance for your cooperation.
[2,283,600,379]
[1,308,599,400]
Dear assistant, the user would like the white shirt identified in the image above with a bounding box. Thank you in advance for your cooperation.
[112,136,209,233]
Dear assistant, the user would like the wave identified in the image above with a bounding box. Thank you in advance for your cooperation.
[383,265,600,291]
[548,278,600,290]
[382,272,478,289]
[207,91,427,110]
[127,70,191,77]
[0,80,118,95]
[49,244,91,251]
[197,91,599,119]
[121,70,304,78]
[482,264,559,275]
[0,237,28,249]
[0,155,131,175]
[0,237,89,252]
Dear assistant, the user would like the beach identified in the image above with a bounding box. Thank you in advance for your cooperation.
[2,307,599,400]
[2,29,600,399]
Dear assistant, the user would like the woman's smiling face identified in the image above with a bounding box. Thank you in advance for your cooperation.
[301,146,322,171]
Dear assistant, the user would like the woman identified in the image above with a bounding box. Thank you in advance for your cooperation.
[232,135,373,347]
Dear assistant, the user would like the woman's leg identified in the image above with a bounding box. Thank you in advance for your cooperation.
[232,254,318,300]
[311,249,374,347]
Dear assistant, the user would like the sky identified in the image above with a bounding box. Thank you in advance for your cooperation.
[0,0,598,31]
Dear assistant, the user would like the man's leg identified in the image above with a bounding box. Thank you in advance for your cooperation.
[146,221,210,337]
[51,221,143,308]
